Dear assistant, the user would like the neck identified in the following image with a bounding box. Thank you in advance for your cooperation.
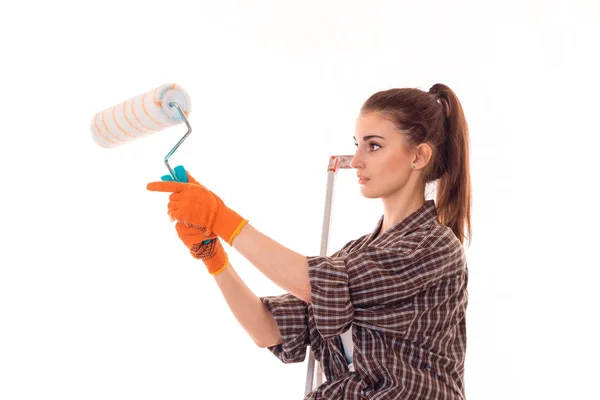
[379,189,426,234]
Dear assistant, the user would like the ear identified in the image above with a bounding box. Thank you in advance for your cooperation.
[412,143,433,170]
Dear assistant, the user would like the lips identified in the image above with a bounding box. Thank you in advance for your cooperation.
[357,174,369,184]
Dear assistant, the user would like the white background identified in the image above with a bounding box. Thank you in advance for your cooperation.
[1,1,599,399]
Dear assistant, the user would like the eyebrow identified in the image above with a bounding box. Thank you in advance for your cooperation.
[353,135,385,141]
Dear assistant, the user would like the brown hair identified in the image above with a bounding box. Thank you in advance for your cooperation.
[361,83,472,245]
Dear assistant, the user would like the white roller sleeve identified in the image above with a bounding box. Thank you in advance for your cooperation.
[90,83,192,148]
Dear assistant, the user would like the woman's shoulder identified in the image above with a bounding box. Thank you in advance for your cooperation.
[376,220,463,256]
[332,233,371,256]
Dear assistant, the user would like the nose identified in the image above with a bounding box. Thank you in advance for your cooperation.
[350,149,363,169]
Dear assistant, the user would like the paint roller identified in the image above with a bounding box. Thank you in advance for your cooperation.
[90,83,192,181]
[90,83,213,246]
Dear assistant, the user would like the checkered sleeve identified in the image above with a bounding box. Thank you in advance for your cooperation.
[260,293,310,364]
[306,255,354,338]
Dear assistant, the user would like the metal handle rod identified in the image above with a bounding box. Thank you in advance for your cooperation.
[164,102,192,181]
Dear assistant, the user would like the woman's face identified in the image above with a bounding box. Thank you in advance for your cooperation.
[351,111,415,199]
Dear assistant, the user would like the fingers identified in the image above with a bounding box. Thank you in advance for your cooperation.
[147,181,187,193]
[175,221,199,238]
[175,221,215,248]
[175,221,193,231]
[163,188,202,204]
[150,170,216,236]
[175,221,211,235]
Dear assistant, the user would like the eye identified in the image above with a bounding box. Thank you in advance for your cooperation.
[369,142,381,151]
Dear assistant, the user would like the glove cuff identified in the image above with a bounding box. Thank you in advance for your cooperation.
[214,207,248,245]
[226,219,248,246]
[202,247,229,276]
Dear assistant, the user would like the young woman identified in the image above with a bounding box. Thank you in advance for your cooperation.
[147,83,471,399]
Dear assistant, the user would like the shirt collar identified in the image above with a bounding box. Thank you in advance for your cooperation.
[367,200,439,243]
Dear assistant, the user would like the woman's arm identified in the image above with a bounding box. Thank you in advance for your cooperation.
[213,262,283,348]
[231,224,312,303]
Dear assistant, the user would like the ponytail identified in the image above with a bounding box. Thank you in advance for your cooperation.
[429,84,472,245]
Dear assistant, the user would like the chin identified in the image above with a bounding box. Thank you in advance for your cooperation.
[359,186,380,199]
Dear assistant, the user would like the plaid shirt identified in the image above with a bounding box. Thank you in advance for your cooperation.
[261,200,468,399]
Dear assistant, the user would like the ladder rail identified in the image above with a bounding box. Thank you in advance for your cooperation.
[304,155,354,397]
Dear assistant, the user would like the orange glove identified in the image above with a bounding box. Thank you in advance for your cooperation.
[157,166,229,275]
[176,221,228,275]
[147,168,248,245]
